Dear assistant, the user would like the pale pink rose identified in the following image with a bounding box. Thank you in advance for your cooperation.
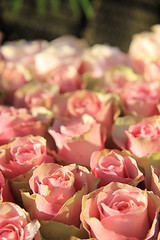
[120,81,160,117]
[0,202,41,240]
[0,135,54,179]
[0,60,31,104]
[14,82,59,109]
[97,65,139,95]
[129,24,160,73]
[52,89,120,135]
[90,149,144,187]
[125,117,160,157]
[80,182,160,240]
[34,35,87,75]
[33,36,87,93]
[112,115,160,158]
[47,64,81,93]
[22,163,99,227]
[0,39,48,66]
[49,116,106,167]
[0,105,47,146]
[79,44,130,78]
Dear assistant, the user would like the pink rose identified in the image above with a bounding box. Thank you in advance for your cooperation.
[98,65,139,95]
[0,39,48,65]
[80,182,160,240]
[0,135,54,179]
[0,202,41,240]
[129,25,160,73]
[34,35,87,75]
[90,149,144,187]
[33,36,87,93]
[52,89,120,135]
[112,116,160,158]
[14,82,59,109]
[125,117,160,157]
[0,60,30,104]
[79,44,129,78]
[49,116,106,167]
[47,65,81,93]
[120,81,160,117]
[22,163,99,227]
[0,105,47,145]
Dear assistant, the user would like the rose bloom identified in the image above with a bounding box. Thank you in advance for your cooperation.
[79,44,130,78]
[0,60,31,104]
[46,64,81,93]
[0,202,41,240]
[0,135,54,179]
[120,81,160,117]
[125,117,160,157]
[49,115,107,168]
[80,182,160,240]
[97,65,139,95]
[0,105,47,146]
[34,35,87,75]
[52,89,120,135]
[14,82,59,110]
[90,149,144,187]
[0,39,48,66]
[33,36,87,93]
[129,24,160,73]
[22,163,99,227]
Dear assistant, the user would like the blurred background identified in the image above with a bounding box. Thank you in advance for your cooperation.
[0,0,160,52]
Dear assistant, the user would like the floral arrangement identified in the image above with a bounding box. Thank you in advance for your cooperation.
[0,25,160,240]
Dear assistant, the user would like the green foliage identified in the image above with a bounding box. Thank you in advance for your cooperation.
[7,0,95,19]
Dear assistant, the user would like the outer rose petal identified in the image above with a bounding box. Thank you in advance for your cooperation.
[112,115,141,150]
[125,130,160,158]
[149,166,160,197]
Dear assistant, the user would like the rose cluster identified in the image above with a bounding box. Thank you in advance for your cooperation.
[0,26,160,239]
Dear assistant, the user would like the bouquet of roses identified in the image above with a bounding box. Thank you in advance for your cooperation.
[0,25,160,240]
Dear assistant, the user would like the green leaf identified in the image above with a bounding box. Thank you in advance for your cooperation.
[50,0,61,15]
[69,0,81,16]
[36,0,46,16]
[79,0,95,19]
[9,0,24,16]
